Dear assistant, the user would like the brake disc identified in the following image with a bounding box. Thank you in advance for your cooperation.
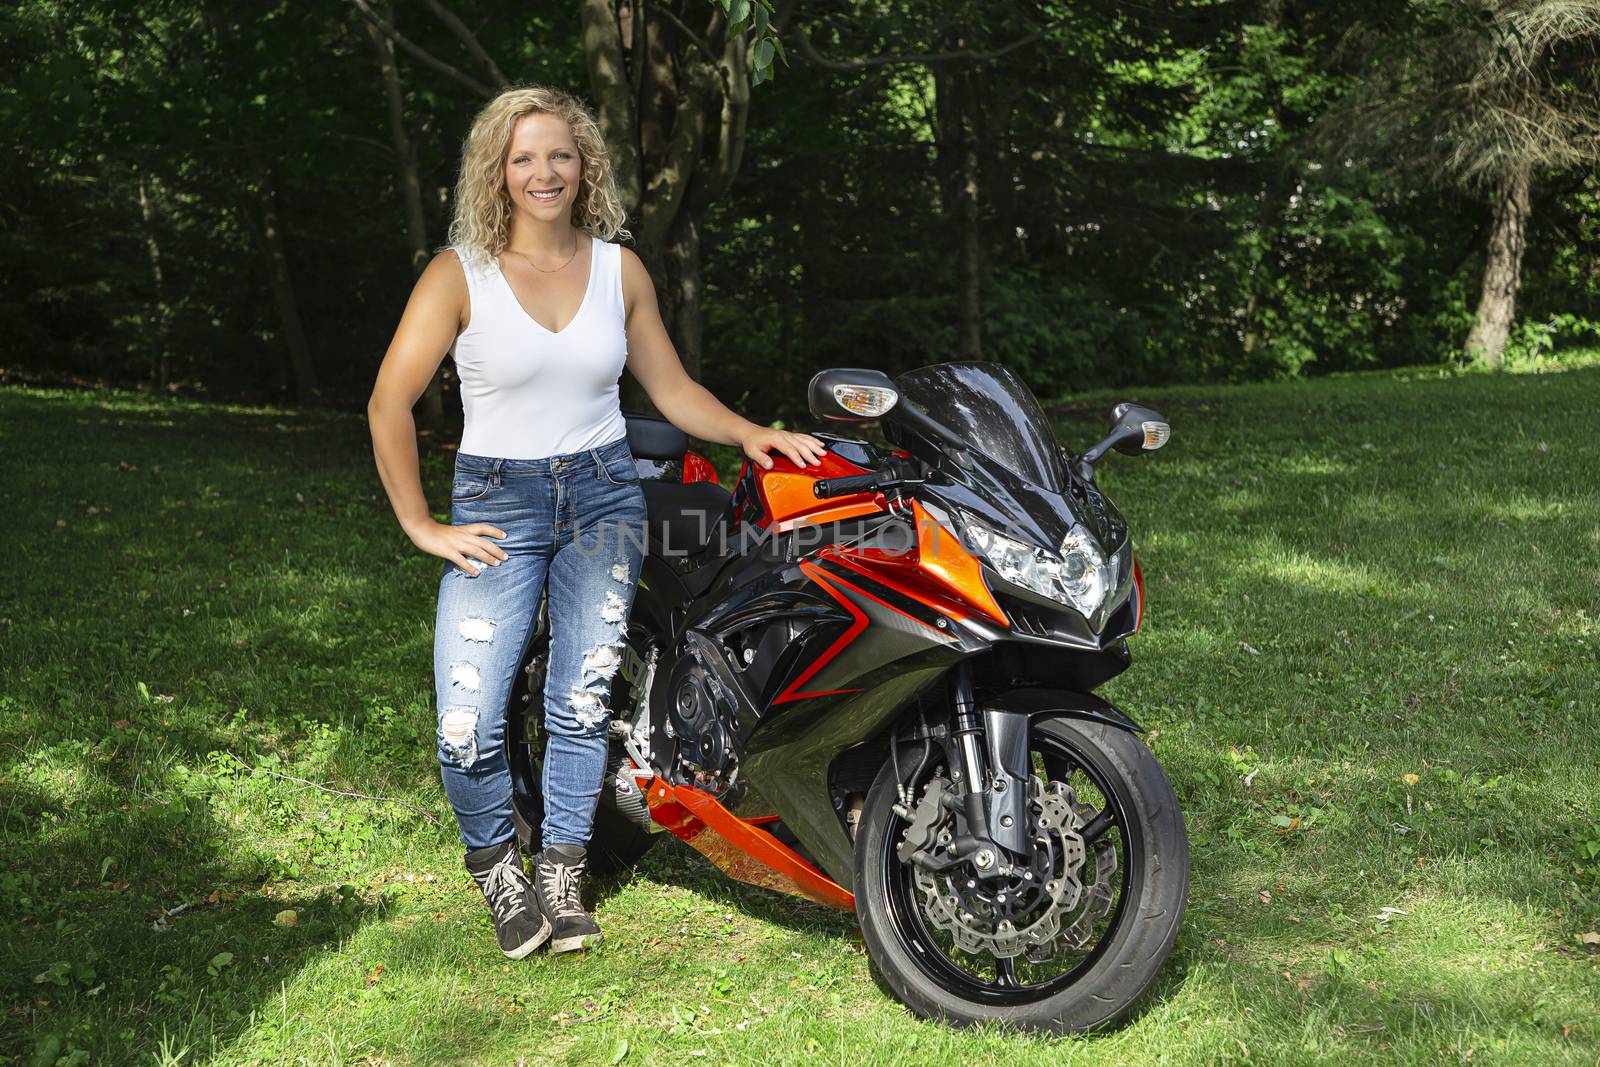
[1054,791,1119,957]
[902,774,1116,961]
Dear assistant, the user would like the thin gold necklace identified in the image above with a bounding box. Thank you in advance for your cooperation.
[505,232,578,274]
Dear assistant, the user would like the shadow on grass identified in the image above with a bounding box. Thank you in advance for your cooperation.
[598,838,860,941]
[0,775,384,1064]
[0,391,445,1062]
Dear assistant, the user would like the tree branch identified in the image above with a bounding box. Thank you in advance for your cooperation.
[629,0,649,98]
[700,7,751,206]
[233,758,449,830]
[347,0,496,98]
[654,2,722,67]
[421,0,509,88]
[329,131,396,153]
[122,13,179,69]
[790,16,1065,71]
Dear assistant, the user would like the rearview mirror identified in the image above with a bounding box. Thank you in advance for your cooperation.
[1106,402,1171,455]
[1074,402,1170,480]
[808,368,900,422]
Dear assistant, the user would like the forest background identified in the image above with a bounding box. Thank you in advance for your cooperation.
[4,0,1598,423]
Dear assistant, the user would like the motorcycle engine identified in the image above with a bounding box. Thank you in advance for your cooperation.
[662,646,739,792]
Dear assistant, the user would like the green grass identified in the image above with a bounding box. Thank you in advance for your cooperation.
[2,357,1598,1065]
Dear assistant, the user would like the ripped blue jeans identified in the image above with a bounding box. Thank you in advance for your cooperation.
[433,434,647,852]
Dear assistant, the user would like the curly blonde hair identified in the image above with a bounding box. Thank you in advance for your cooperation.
[447,85,630,263]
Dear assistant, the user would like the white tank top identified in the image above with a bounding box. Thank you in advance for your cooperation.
[451,235,629,460]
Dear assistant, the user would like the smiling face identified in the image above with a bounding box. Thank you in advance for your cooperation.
[503,111,583,225]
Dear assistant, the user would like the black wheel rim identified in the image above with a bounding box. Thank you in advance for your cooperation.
[878,724,1138,1005]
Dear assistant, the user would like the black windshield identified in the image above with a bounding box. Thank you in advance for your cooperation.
[893,362,1063,491]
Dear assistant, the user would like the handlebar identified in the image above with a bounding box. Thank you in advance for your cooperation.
[812,471,890,499]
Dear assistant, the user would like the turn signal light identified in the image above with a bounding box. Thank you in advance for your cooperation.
[833,384,898,417]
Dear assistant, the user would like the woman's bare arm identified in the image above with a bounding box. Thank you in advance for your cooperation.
[619,247,826,469]
[366,250,507,575]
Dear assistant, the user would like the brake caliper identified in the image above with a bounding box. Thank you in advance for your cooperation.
[896,776,950,866]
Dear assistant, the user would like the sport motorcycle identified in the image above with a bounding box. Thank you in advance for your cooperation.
[506,361,1187,1034]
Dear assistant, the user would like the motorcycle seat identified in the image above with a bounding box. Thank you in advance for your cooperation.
[624,413,689,460]
[640,480,734,558]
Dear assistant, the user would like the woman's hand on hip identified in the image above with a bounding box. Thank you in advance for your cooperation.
[740,426,828,470]
[408,519,508,576]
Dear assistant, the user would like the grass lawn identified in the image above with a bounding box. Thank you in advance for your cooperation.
[2,359,1598,1065]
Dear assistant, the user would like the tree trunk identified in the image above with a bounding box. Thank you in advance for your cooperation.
[1463,167,1532,366]
[576,1,754,403]
[985,86,1020,260]
[249,156,320,402]
[657,208,704,382]
[956,130,983,363]
[582,0,643,214]
[935,64,983,361]
[365,14,445,425]
[136,171,172,392]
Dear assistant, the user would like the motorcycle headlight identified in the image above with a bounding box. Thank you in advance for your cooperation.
[1058,526,1115,621]
[956,512,1116,622]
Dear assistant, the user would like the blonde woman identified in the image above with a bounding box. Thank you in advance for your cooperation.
[367,86,826,958]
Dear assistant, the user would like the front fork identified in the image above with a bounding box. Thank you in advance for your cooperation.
[901,662,1031,876]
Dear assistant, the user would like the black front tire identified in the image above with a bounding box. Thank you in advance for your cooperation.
[854,715,1188,1035]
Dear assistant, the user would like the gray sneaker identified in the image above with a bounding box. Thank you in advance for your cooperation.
[465,838,551,959]
[535,843,603,953]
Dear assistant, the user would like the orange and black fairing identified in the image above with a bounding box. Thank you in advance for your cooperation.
[644,776,854,910]
[759,503,1013,705]
[816,500,1009,628]
[739,572,971,888]
[770,558,965,705]
[747,450,882,531]
[688,489,998,723]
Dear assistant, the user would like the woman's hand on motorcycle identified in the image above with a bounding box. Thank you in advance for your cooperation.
[740,426,828,470]
[409,519,508,576]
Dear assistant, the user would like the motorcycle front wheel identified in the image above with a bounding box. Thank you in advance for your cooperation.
[854,714,1188,1035]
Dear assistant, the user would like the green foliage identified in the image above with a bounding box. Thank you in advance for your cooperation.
[0,1,1594,412]
[1504,313,1600,366]
[718,0,784,85]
